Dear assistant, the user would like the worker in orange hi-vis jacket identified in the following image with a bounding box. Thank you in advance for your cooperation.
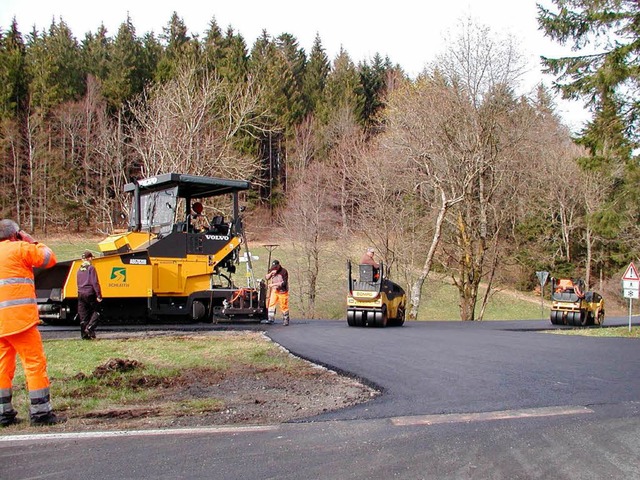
[263,260,290,326]
[0,219,66,427]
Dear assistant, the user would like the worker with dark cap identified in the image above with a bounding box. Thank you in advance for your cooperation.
[77,250,102,340]
[0,219,66,426]
[264,260,290,325]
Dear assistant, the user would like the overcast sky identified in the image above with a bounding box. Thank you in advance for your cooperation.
[1,0,590,129]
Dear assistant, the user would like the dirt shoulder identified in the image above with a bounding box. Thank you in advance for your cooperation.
[8,331,378,433]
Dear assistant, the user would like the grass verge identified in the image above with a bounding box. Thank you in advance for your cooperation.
[7,331,375,432]
[547,326,640,338]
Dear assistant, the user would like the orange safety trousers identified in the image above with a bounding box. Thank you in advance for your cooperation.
[0,325,50,391]
[268,289,289,314]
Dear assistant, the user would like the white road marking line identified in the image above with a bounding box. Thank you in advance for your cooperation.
[391,405,593,426]
[0,424,279,443]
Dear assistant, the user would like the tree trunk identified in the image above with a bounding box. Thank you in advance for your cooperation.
[477,235,499,321]
[584,226,592,289]
[409,190,458,319]
[453,210,485,321]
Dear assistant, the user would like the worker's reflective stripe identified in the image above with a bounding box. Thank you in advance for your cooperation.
[0,277,34,286]
[41,248,53,267]
[0,297,37,309]
[29,387,52,415]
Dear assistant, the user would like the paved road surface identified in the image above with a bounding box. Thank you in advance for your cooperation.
[269,318,640,421]
[2,318,640,479]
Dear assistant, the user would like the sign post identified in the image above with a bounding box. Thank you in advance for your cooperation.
[536,271,549,320]
[622,262,639,332]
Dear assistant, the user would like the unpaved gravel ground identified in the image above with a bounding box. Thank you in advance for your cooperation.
[8,331,378,433]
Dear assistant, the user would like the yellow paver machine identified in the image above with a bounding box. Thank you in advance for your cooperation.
[35,173,268,324]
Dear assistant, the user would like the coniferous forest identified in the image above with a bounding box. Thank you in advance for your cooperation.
[1,2,638,319]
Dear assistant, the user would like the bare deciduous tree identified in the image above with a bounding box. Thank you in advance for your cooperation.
[380,77,477,319]
[437,17,526,109]
[324,107,368,232]
[377,20,547,320]
[431,22,531,320]
[282,161,335,318]
[127,63,269,180]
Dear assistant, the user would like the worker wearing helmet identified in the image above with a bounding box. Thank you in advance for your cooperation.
[0,219,66,427]
[191,202,209,232]
[264,260,290,326]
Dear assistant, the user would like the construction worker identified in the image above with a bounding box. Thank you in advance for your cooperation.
[264,260,290,326]
[360,247,380,269]
[0,219,66,426]
[77,250,103,340]
[191,202,209,232]
[360,247,380,280]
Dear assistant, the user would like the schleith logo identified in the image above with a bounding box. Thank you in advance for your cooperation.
[110,267,127,283]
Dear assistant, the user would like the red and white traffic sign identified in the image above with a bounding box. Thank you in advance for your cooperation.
[622,262,639,331]
[622,262,640,300]
[623,262,639,281]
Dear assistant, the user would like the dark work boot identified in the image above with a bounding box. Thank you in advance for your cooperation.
[261,311,275,324]
[30,412,67,426]
[0,388,18,427]
[80,319,89,339]
[0,409,18,427]
[85,312,100,339]
[29,387,66,426]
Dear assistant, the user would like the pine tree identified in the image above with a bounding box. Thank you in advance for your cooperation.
[140,32,162,87]
[26,19,84,111]
[202,17,225,73]
[102,16,144,111]
[357,54,393,130]
[538,0,640,154]
[319,48,362,123]
[539,0,640,266]
[220,27,249,84]
[156,12,196,82]
[81,24,111,84]
[0,18,28,119]
[303,33,330,114]
[275,33,307,129]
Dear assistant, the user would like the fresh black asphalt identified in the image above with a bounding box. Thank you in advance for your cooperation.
[2,317,640,479]
[269,318,640,422]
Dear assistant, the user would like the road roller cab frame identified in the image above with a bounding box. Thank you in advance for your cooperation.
[346,260,406,327]
[549,277,605,327]
[35,173,268,324]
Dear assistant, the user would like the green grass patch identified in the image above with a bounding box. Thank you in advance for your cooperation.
[244,242,545,321]
[10,332,301,421]
[548,326,640,338]
[413,279,544,321]
[44,238,100,262]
